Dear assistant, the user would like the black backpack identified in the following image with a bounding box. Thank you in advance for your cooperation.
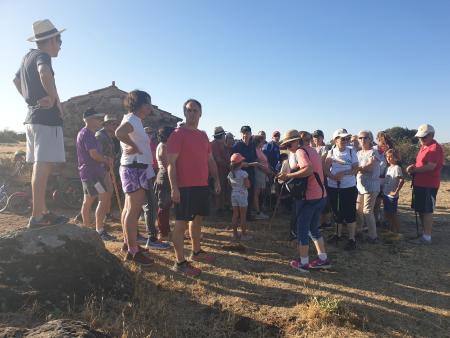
[284,148,325,200]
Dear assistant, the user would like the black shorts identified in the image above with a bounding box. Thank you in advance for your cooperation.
[82,177,107,197]
[327,186,358,224]
[411,187,438,214]
[175,186,210,221]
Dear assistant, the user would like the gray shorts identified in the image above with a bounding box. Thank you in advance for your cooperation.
[25,124,65,163]
[82,177,107,197]
[231,191,248,208]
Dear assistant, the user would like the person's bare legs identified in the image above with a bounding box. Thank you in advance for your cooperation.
[421,213,433,236]
[123,189,145,251]
[239,206,248,235]
[173,220,188,262]
[232,206,239,238]
[253,187,261,213]
[31,162,52,217]
[121,196,129,243]
[312,237,326,255]
[95,192,108,232]
[81,194,96,227]
[190,215,203,254]
[347,222,357,240]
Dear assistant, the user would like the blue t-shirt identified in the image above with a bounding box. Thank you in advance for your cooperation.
[263,141,280,171]
[232,140,257,178]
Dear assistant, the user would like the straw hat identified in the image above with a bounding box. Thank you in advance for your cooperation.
[213,126,226,137]
[279,129,301,147]
[28,19,66,42]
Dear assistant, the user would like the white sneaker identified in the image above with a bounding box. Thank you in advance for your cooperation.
[255,212,269,220]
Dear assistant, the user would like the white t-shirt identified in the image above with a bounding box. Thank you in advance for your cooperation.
[228,169,248,194]
[326,146,358,188]
[356,149,381,194]
[119,113,153,167]
[383,165,403,198]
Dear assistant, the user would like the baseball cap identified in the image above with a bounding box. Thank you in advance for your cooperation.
[240,125,252,133]
[312,130,324,138]
[332,128,350,140]
[415,124,435,138]
[83,108,104,119]
[230,153,245,164]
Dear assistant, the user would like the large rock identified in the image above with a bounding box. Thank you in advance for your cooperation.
[0,224,133,311]
[0,319,111,337]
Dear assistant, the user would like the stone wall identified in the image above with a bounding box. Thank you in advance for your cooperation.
[60,83,181,176]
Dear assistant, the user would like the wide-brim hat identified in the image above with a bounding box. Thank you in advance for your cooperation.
[213,126,226,137]
[103,114,119,124]
[28,19,66,42]
[280,129,301,147]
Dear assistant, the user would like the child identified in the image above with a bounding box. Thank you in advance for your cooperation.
[228,153,251,240]
[383,149,405,233]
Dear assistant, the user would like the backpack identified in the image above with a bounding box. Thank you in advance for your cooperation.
[284,148,325,200]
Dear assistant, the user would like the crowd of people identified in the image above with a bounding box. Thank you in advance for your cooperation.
[13,20,445,276]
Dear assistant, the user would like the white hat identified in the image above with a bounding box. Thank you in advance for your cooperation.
[103,114,118,124]
[28,19,66,42]
[415,124,435,138]
[332,128,350,140]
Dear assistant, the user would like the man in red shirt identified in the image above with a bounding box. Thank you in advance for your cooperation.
[406,124,444,245]
[167,99,220,276]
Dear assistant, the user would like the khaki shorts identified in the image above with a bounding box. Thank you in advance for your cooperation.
[25,124,65,163]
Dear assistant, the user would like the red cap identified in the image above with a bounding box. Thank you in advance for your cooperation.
[230,153,245,164]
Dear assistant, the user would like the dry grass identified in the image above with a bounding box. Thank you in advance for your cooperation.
[0,181,449,337]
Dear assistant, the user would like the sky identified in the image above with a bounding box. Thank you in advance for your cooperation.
[1,0,450,142]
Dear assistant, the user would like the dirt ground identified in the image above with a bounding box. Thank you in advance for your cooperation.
[0,180,449,337]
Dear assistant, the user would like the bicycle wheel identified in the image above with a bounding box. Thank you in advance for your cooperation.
[58,180,84,209]
[0,191,8,213]
[7,192,31,215]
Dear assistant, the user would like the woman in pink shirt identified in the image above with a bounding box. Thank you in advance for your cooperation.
[277,129,331,274]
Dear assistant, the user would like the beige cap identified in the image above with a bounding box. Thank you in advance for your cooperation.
[415,124,435,138]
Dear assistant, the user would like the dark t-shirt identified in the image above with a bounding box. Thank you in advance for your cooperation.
[16,49,62,126]
[232,139,257,179]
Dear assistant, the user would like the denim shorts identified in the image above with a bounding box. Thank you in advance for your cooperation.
[383,194,398,214]
[231,191,248,207]
[295,197,327,245]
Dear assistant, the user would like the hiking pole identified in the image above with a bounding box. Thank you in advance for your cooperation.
[411,173,419,238]
[269,183,285,231]
[110,169,123,214]
[336,180,341,246]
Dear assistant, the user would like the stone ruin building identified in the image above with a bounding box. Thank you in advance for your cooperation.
[61,82,181,176]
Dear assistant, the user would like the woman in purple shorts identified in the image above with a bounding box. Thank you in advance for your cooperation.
[115,90,154,266]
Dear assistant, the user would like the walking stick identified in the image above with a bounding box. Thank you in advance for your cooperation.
[336,180,341,245]
[269,182,285,231]
[110,169,123,214]
[411,173,419,238]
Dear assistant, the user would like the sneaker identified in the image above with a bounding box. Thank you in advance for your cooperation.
[124,251,154,266]
[320,222,333,229]
[190,250,216,264]
[121,243,149,253]
[43,212,69,225]
[254,212,269,220]
[136,233,148,245]
[27,215,53,229]
[327,234,341,244]
[289,259,310,273]
[309,258,332,269]
[98,230,116,241]
[172,260,201,277]
[146,238,171,250]
[344,239,356,251]
[366,237,380,244]
[409,236,432,245]
[240,234,253,241]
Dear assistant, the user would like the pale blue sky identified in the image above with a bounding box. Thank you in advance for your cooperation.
[1,0,449,141]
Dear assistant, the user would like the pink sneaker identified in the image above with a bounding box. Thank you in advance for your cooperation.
[190,250,215,264]
[290,259,310,273]
[309,258,332,269]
